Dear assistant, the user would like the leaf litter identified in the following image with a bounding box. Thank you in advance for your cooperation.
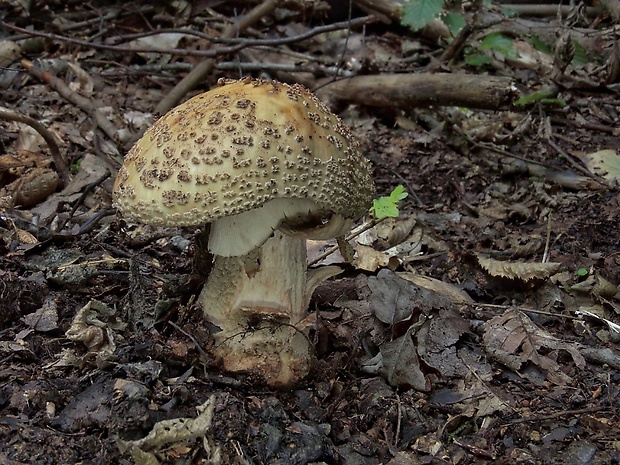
[0,1,619,464]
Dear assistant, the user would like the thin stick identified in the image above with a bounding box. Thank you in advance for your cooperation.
[109,16,374,47]
[21,59,121,159]
[0,21,247,59]
[169,320,210,359]
[457,301,582,320]
[0,107,70,186]
[308,217,383,267]
[156,0,282,114]
[1,16,373,58]
[542,213,552,264]
[394,392,402,448]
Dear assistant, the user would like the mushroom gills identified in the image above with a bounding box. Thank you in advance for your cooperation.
[208,197,327,257]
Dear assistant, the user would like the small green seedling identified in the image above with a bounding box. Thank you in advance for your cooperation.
[576,268,589,278]
[369,185,408,220]
[308,186,409,266]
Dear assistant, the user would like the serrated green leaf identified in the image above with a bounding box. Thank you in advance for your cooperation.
[370,185,409,220]
[370,200,399,219]
[401,0,444,32]
[389,185,409,202]
[442,12,465,37]
[540,98,567,106]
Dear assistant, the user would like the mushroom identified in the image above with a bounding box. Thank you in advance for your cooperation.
[113,77,375,387]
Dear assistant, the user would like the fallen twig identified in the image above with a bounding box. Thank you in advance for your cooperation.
[0,21,247,59]
[0,106,70,186]
[109,16,374,47]
[58,170,111,232]
[316,73,518,111]
[21,58,121,159]
[308,217,385,267]
[499,4,602,17]
[155,0,283,114]
[109,61,355,78]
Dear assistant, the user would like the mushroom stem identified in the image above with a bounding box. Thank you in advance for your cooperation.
[199,230,341,387]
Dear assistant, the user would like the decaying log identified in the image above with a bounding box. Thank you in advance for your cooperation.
[316,73,518,111]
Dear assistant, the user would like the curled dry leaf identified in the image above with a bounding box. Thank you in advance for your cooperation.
[379,322,430,392]
[368,268,428,325]
[353,216,425,272]
[65,61,94,96]
[398,273,473,303]
[482,309,585,385]
[65,300,126,358]
[477,253,562,282]
[8,167,60,207]
[355,244,391,273]
[0,150,60,208]
[117,396,216,465]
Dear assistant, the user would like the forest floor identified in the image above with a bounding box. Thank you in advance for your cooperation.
[0,1,619,464]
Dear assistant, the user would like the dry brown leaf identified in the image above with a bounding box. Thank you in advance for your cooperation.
[366,270,470,390]
[483,309,585,385]
[117,396,216,465]
[353,243,390,272]
[398,273,473,303]
[477,254,562,281]
[14,227,38,244]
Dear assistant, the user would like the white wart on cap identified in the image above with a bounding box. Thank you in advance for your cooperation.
[113,77,375,256]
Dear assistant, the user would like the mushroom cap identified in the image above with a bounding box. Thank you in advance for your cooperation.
[113,77,375,254]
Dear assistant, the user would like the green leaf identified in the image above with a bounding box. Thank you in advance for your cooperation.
[540,98,567,106]
[442,12,465,37]
[70,158,83,173]
[401,0,444,32]
[571,40,588,67]
[576,268,589,277]
[370,185,409,220]
[464,53,492,67]
[389,185,409,202]
[514,89,556,106]
[479,33,518,58]
[530,34,552,54]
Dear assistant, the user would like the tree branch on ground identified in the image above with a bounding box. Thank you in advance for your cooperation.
[0,107,70,186]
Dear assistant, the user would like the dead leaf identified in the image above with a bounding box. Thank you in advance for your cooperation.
[379,324,431,392]
[416,307,470,378]
[367,268,424,324]
[65,300,125,358]
[581,149,620,183]
[355,244,391,272]
[366,270,471,390]
[0,40,21,68]
[65,61,94,95]
[477,254,562,281]
[398,273,473,303]
[483,309,585,384]
[117,396,216,465]
[21,297,58,332]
